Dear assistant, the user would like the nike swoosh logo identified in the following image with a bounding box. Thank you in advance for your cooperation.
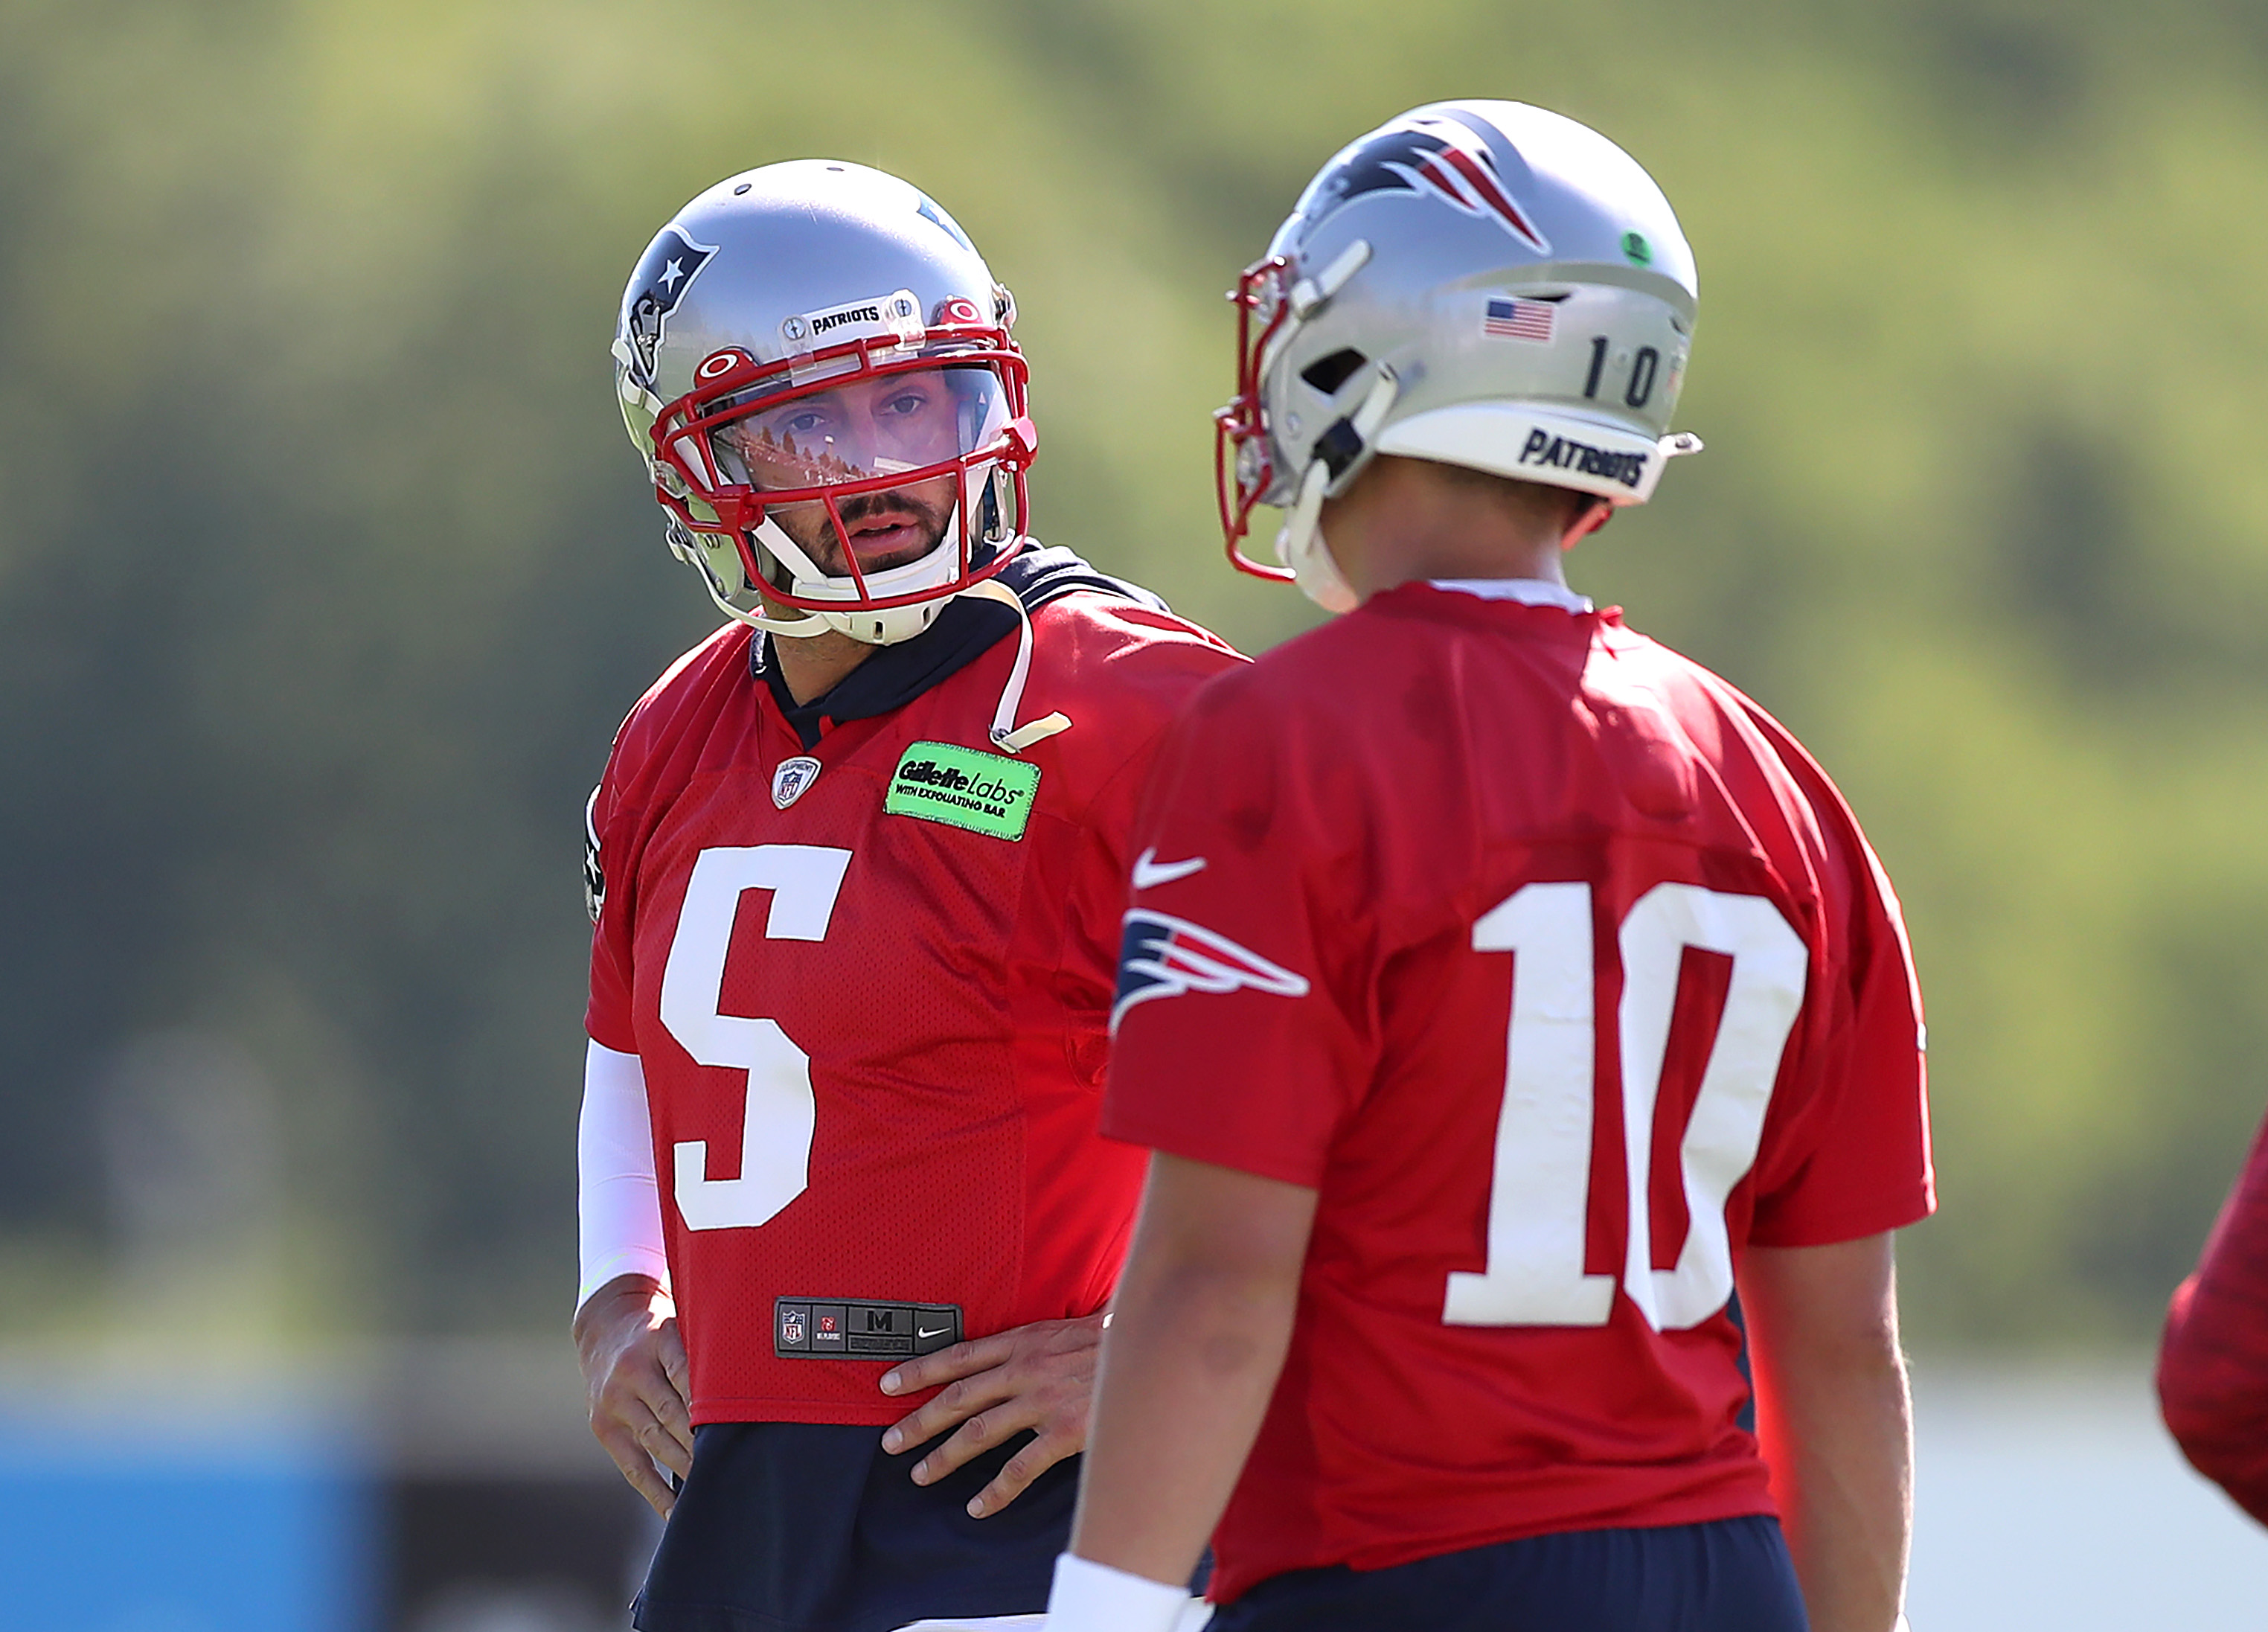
[917,1325,949,1340]
[1132,848,1207,889]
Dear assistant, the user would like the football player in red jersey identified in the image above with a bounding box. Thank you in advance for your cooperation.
[2159,1104,2268,1524]
[571,161,1239,1632]
[1045,103,1933,1632]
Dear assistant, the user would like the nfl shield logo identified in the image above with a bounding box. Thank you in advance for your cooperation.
[772,755,821,809]
[781,1308,806,1345]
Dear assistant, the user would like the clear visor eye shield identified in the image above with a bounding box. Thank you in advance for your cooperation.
[647,315,1036,616]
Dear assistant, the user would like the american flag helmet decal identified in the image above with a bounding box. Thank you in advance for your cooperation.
[1484,296,1556,342]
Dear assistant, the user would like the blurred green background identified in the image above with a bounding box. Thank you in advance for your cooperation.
[3,0,2266,1357]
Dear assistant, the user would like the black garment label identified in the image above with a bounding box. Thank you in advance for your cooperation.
[774,1297,962,1359]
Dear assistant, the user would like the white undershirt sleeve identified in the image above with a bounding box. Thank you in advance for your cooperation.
[577,1038,671,1311]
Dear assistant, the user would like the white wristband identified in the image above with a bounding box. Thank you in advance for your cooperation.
[1044,1552,1190,1632]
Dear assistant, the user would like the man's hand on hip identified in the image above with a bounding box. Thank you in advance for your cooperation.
[573,1272,694,1517]
[877,1312,1106,1517]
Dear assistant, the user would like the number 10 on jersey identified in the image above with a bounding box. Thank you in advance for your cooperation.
[1446,881,1807,1334]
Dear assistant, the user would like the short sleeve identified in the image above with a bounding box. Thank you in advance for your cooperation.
[1101,677,1378,1188]
[583,760,638,1055]
[1747,774,1935,1247]
[2158,1104,2268,1524]
[1019,596,1250,1010]
[1057,742,1162,1004]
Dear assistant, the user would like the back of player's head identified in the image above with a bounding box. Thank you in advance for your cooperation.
[1217,100,1703,610]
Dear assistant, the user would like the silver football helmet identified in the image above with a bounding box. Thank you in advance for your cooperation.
[1216,100,1703,612]
[614,161,1034,644]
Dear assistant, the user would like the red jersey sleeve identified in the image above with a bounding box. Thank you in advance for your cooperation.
[1057,743,1158,1009]
[1045,604,1246,1018]
[583,633,729,1055]
[2159,1104,2268,1526]
[1102,675,1377,1188]
[1740,715,1935,1248]
[583,726,639,1055]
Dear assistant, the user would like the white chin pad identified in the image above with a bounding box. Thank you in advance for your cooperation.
[756,499,974,647]
[1286,522,1358,615]
[829,598,947,646]
[1275,462,1359,615]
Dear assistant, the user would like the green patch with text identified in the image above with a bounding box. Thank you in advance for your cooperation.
[885,741,1041,841]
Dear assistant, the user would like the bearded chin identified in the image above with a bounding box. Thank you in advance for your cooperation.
[758,497,936,578]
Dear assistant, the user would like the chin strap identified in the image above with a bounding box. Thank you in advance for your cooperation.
[1278,461,1358,614]
[667,519,839,638]
[737,604,839,639]
[1276,365,1400,616]
[962,577,1071,753]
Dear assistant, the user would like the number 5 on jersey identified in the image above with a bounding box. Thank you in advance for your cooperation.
[1447,881,1807,1333]
[659,845,853,1232]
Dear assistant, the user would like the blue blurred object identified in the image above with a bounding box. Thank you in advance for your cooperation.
[0,1428,373,1632]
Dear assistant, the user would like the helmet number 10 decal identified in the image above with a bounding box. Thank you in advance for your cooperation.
[1444,881,1807,1332]
[1583,336,1662,409]
[659,845,853,1232]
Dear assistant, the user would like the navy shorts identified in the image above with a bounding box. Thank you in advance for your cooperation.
[1207,1514,1807,1632]
[632,1421,1075,1632]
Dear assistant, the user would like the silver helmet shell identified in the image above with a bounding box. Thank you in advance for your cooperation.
[1216,100,1702,612]
[614,161,1032,644]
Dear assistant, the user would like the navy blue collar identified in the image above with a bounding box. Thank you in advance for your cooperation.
[753,542,1166,749]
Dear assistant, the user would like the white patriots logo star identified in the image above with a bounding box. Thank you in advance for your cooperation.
[660,257,685,291]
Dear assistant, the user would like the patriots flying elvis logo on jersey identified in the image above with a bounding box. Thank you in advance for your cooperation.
[1319,115,1551,253]
[1110,909,1311,1034]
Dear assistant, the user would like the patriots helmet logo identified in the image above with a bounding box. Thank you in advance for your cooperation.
[1319,115,1551,253]
[1111,909,1312,1034]
[618,223,719,391]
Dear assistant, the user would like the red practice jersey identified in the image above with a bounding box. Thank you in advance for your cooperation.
[589,586,1240,1427]
[1104,585,1933,1601]
[2159,1104,2268,1525]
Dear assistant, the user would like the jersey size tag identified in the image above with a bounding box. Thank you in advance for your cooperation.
[883,742,1040,841]
[774,1297,962,1359]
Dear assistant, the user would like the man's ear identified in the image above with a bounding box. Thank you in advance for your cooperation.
[1560,499,1613,551]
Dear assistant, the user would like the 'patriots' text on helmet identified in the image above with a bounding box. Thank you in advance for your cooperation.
[614,161,1034,645]
[1215,101,1703,612]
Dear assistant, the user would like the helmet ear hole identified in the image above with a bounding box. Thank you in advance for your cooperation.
[1301,348,1368,396]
